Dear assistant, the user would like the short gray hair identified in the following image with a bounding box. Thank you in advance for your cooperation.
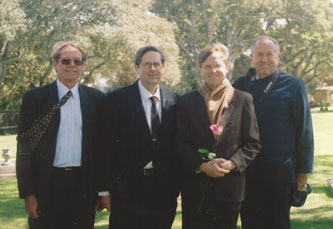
[51,41,86,62]
[250,36,280,54]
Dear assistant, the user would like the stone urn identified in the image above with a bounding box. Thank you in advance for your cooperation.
[1,149,12,166]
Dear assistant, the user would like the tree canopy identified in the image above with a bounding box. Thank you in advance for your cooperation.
[0,0,181,109]
[1,0,332,109]
[152,0,333,92]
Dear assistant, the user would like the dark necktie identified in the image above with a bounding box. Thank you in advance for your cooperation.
[17,90,73,152]
[149,96,160,140]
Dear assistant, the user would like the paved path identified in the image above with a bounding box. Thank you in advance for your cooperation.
[0,159,16,179]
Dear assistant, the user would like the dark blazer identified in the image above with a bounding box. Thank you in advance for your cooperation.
[100,80,179,225]
[176,89,261,202]
[16,81,104,211]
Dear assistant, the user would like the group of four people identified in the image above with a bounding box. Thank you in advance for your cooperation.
[16,35,314,229]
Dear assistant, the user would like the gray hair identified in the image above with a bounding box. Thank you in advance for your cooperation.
[250,36,280,54]
[51,41,86,62]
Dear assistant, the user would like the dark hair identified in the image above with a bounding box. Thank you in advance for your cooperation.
[134,46,165,66]
[198,43,229,68]
[51,41,86,62]
[251,35,280,54]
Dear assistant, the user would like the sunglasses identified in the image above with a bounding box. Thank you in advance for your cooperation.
[58,58,84,66]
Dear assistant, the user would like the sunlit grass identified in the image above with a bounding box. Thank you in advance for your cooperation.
[310,107,333,156]
[290,153,333,228]
[0,178,27,228]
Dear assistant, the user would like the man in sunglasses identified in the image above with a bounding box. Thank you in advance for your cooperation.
[16,41,104,229]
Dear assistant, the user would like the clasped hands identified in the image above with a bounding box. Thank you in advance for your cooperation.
[199,158,236,178]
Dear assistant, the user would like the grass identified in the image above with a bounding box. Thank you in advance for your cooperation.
[0,179,27,228]
[289,107,333,229]
[0,107,332,228]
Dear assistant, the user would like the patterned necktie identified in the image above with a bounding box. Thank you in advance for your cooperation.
[17,90,73,152]
[149,96,160,140]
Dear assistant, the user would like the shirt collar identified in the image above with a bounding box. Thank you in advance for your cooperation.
[138,80,161,102]
[258,69,278,83]
[56,79,79,99]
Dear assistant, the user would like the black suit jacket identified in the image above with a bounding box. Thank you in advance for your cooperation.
[176,89,261,202]
[100,80,180,201]
[16,81,104,211]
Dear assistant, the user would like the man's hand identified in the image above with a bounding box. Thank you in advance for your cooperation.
[297,173,308,191]
[199,158,230,178]
[24,195,39,219]
[95,196,111,212]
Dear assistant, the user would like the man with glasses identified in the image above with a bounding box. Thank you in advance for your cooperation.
[16,41,104,229]
[98,46,179,228]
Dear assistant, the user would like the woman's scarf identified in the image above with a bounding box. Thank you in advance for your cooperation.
[198,78,234,125]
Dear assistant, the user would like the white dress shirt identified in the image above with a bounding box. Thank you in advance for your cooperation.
[53,79,82,167]
[138,80,162,169]
[138,80,162,129]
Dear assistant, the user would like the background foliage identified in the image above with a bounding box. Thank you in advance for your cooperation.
[1,0,333,109]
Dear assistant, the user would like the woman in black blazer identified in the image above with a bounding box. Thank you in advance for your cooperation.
[176,43,261,229]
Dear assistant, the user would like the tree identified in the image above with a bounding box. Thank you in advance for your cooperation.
[15,0,118,87]
[263,0,333,91]
[153,0,333,92]
[0,0,181,110]
[152,0,264,91]
[0,0,26,94]
[81,0,181,90]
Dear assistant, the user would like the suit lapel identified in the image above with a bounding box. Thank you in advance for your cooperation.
[46,81,61,131]
[46,81,60,109]
[194,91,215,141]
[78,85,89,167]
[219,101,234,128]
[160,85,172,131]
[44,81,60,165]
[128,81,151,138]
[215,94,236,143]
[78,84,89,131]
[196,92,211,127]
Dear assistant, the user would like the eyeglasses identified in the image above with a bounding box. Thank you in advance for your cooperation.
[58,58,84,66]
[142,62,162,69]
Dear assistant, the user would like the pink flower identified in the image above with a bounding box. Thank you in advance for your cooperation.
[209,124,223,136]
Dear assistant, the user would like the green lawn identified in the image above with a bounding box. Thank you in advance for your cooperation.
[0,108,332,228]
[289,108,333,229]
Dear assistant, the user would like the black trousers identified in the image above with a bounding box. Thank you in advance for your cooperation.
[28,167,96,229]
[182,197,241,229]
[240,182,294,229]
[109,173,177,229]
